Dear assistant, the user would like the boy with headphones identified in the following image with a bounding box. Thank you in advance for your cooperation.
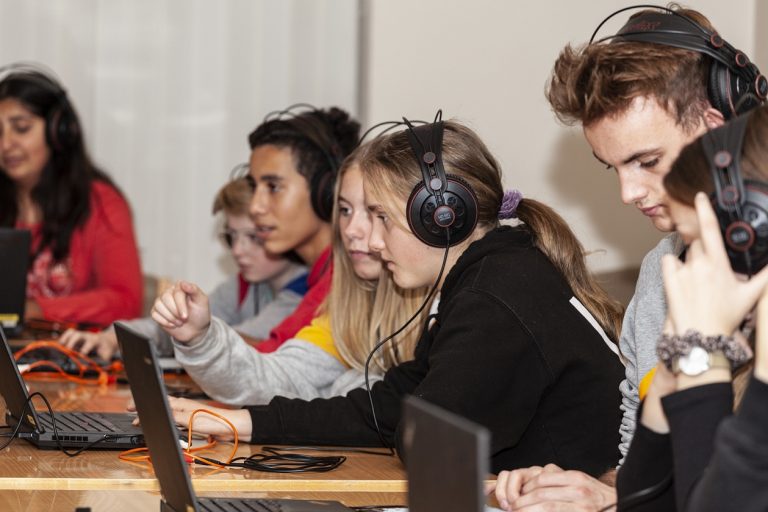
[491,5,766,511]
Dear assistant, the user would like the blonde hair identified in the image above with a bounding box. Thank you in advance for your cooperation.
[326,146,431,372]
[359,121,624,344]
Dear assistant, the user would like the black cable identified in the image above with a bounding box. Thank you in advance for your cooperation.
[363,228,451,454]
[193,446,346,473]
[261,444,392,457]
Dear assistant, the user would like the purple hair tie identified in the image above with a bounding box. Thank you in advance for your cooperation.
[498,189,523,219]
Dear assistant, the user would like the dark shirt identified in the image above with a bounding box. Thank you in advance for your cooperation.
[246,226,624,475]
[618,378,768,511]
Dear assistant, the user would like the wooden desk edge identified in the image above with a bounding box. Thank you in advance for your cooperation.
[0,477,408,492]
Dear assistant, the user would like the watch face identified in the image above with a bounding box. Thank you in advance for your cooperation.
[678,346,710,376]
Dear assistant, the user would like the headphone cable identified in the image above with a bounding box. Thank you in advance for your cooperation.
[363,228,451,454]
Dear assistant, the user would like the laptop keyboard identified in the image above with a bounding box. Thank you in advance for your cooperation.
[38,412,121,433]
[198,498,284,512]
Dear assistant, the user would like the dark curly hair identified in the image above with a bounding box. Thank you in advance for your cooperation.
[248,106,360,182]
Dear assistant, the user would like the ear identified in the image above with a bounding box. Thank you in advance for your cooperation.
[703,107,725,130]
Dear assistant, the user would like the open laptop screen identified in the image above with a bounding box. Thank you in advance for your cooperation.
[402,397,491,512]
[0,228,31,337]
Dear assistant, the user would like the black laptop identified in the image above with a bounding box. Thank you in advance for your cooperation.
[0,326,143,449]
[115,321,353,512]
[402,397,492,512]
[0,228,31,337]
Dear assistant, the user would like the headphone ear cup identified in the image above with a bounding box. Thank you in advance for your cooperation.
[406,174,478,248]
[707,61,733,119]
[742,182,768,271]
[309,167,336,222]
[46,102,79,152]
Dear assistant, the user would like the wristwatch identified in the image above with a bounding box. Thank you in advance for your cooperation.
[672,348,730,376]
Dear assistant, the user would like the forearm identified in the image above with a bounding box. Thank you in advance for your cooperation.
[173,317,348,405]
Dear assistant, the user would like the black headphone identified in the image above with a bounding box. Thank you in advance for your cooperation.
[701,110,768,275]
[260,103,345,222]
[403,111,478,248]
[590,5,767,120]
[0,62,80,152]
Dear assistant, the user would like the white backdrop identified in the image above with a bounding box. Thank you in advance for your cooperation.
[0,0,359,291]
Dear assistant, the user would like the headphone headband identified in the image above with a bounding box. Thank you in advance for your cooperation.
[700,110,768,275]
[589,5,767,119]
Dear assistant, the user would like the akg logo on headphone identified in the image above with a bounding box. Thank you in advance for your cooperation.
[627,21,661,31]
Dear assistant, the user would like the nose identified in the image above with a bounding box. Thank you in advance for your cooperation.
[230,234,248,257]
[344,211,369,241]
[249,185,268,218]
[617,168,647,206]
[368,221,386,253]
[0,126,13,152]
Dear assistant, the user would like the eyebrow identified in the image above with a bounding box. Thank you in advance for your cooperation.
[255,174,284,183]
[366,203,385,214]
[592,149,660,167]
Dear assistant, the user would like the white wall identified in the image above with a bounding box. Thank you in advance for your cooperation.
[0,0,359,291]
[362,0,763,273]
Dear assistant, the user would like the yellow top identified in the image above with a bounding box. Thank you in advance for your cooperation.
[638,367,657,401]
[294,315,348,367]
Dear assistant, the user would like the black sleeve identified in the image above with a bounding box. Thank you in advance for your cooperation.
[246,288,549,457]
[686,376,768,512]
[616,401,675,512]
[661,382,733,511]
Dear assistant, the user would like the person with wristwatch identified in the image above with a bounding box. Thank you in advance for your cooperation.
[616,106,768,511]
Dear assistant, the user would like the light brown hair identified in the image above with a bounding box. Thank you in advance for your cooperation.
[212,177,252,216]
[546,5,716,131]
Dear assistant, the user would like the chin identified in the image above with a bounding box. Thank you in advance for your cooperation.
[651,216,676,233]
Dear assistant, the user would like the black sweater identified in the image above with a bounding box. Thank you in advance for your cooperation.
[246,226,624,475]
[617,377,768,512]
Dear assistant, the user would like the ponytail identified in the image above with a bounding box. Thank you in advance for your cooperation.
[515,198,624,344]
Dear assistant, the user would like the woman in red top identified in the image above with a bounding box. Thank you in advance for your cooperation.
[0,64,142,326]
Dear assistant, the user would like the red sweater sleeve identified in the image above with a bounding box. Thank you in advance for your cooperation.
[35,181,143,326]
[255,247,332,353]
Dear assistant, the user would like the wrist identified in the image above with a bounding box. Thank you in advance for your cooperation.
[658,330,751,376]
[676,367,732,390]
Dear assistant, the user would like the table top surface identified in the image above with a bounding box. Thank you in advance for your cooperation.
[0,376,407,500]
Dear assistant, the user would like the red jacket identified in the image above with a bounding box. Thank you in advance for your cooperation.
[255,246,332,353]
[21,180,143,326]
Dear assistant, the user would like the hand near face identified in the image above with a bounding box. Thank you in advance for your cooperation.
[662,193,768,337]
[150,281,211,343]
[488,464,616,511]
[58,328,118,361]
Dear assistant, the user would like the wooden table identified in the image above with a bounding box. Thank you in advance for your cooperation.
[0,377,407,509]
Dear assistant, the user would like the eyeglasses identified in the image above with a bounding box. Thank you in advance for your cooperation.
[220,228,262,249]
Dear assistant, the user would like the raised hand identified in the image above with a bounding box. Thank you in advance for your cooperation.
[150,281,211,343]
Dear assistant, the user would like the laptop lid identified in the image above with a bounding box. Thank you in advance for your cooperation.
[402,396,490,512]
[114,321,200,512]
[0,325,43,435]
[0,228,31,336]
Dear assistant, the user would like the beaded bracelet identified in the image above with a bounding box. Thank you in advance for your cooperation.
[657,329,752,372]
